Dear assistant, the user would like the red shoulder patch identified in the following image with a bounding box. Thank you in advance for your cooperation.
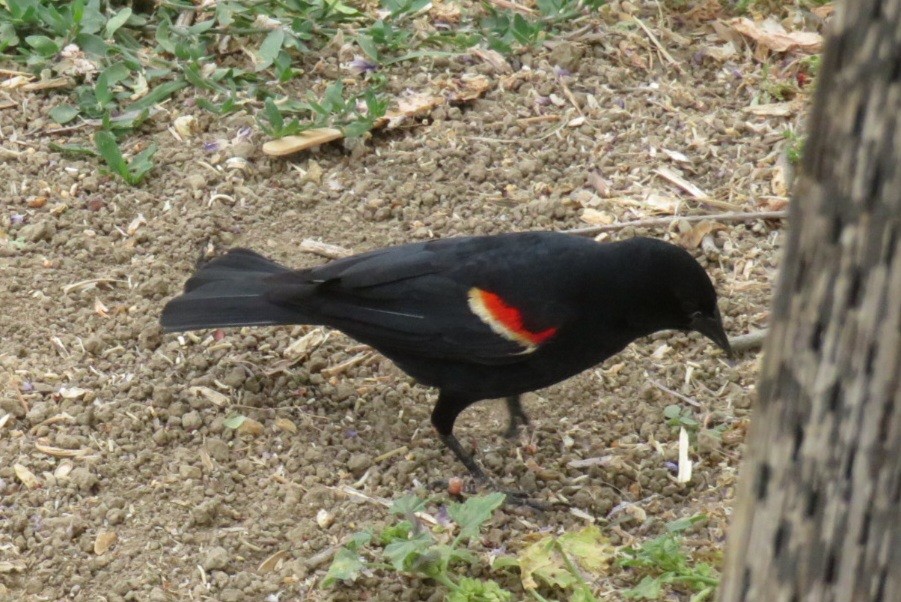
[468,288,558,349]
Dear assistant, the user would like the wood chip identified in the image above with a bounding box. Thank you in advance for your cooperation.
[284,328,327,360]
[237,417,265,436]
[14,464,41,489]
[677,427,692,483]
[570,507,596,522]
[678,220,727,248]
[35,443,90,458]
[262,128,344,156]
[729,17,822,56]
[321,352,371,377]
[470,48,512,73]
[62,278,120,294]
[743,102,796,116]
[299,239,352,259]
[22,77,71,91]
[188,386,229,407]
[580,208,614,225]
[258,549,289,573]
[0,561,26,573]
[199,447,215,471]
[567,455,616,469]
[654,167,709,201]
[58,387,87,399]
[274,418,298,434]
[661,148,690,163]
[94,531,117,555]
[373,446,408,463]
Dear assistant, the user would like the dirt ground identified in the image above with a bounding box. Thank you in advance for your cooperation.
[0,2,813,600]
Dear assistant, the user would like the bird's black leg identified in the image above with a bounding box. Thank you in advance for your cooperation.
[431,393,487,482]
[503,395,530,439]
[431,394,550,510]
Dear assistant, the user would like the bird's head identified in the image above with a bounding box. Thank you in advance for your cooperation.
[619,238,732,357]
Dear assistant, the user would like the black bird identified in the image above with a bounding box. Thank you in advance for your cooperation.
[161,232,731,480]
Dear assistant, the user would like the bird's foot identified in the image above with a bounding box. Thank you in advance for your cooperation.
[429,475,550,511]
[502,421,526,440]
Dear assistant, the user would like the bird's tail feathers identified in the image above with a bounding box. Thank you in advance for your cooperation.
[161,248,307,331]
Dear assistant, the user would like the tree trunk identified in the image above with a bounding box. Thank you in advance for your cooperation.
[718,1,901,601]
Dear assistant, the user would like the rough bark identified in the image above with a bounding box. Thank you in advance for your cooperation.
[718,1,901,601]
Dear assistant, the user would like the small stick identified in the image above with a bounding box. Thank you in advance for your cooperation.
[650,379,702,407]
[729,329,768,353]
[44,123,90,135]
[321,352,372,378]
[633,17,683,72]
[299,238,352,259]
[329,484,438,525]
[517,115,560,126]
[558,78,584,117]
[564,210,788,236]
[373,446,409,463]
[486,0,536,15]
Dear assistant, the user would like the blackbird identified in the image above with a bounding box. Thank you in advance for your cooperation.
[161,232,731,480]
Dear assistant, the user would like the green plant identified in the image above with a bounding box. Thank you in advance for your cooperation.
[783,128,805,164]
[619,515,719,600]
[258,80,389,139]
[2,0,605,184]
[494,524,614,601]
[323,493,513,600]
[663,404,699,430]
[93,130,156,185]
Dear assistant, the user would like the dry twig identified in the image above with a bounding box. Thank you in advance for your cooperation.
[565,210,788,236]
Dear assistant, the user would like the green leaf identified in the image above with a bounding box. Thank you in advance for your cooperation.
[570,584,599,602]
[342,120,370,139]
[127,142,157,184]
[490,555,520,571]
[448,492,505,540]
[447,577,513,602]
[0,22,20,50]
[105,7,132,39]
[49,104,79,124]
[127,79,188,112]
[347,531,372,550]
[518,526,613,592]
[95,63,131,106]
[519,537,576,590]
[663,404,681,420]
[262,97,284,133]
[321,81,346,112]
[24,35,59,57]
[623,575,662,599]
[557,525,614,573]
[73,32,107,57]
[93,130,128,176]
[257,28,285,70]
[356,34,379,60]
[49,142,97,157]
[223,414,247,429]
[188,19,216,35]
[383,530,432,571]
[378,520,413,545]
[79,0,106,34]
[322,547,365,587]
[666,514,705,534]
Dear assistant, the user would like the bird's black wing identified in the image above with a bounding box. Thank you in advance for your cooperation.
[265,233,592,364]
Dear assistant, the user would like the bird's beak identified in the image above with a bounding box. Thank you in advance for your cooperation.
[690,307,733,358]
